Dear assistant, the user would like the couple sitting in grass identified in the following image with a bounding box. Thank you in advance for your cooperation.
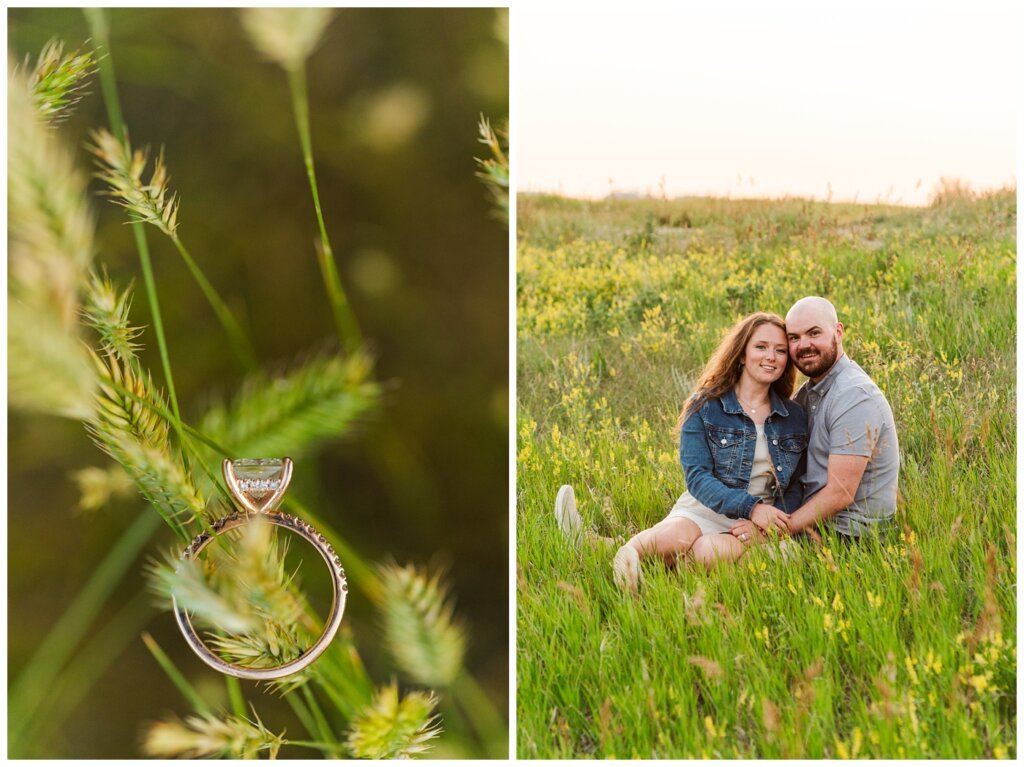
[555,296,900,593]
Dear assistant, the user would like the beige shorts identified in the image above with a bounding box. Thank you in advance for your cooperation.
[665,491,736,536]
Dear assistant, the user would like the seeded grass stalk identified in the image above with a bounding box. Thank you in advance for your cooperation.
[475,115,509,225]
[377,563,467,688]
[87,348,204,538]
[25,39,96,122]
[8,68,96,418]
[142,710,286,759]
[346,683,442,759]
[198,349,380,462]
[87,127,258,371]
[70,464,135,512]
[288,58,363,353]
[240,7,361,353]
[376,563,506,756]
[8,50,194,754]
[516,191,1015,758]
[84,7,192,467]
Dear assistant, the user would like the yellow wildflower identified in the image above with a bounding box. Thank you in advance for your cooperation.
[851,727,863,758]
[904,656,919,685]
[754,625,770,648]
[969,673,990,694]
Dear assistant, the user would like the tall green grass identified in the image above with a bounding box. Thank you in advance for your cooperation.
[516,190,1016,758]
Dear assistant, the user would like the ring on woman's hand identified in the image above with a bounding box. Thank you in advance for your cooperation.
[172,457,347,680]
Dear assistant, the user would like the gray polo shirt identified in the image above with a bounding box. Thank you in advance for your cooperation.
[793,354,899,536]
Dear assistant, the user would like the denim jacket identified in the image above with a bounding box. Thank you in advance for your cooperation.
[679,388,808,520]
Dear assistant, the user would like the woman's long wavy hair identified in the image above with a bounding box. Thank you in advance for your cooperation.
[677,312,796,426]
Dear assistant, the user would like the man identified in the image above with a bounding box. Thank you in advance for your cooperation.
[732,296,899,543]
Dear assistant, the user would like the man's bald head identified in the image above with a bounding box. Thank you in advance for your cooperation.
[785,296,844,381]
[786,296,839,329]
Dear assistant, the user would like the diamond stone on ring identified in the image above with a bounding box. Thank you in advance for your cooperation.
[172,457,347,680]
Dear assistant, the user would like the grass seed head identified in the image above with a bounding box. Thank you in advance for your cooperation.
[346,682,442,759]
[87,348,208,525]
[376,562,467,687]
[88,128,180,237]
[687,655,723,680]
[556,580,589,615]
[27,39,96,123]
[198,349,380,464]
[70,463,134,512]
[761,697,780,735]
[8,64,97,417]
[240,8,333,71]
[83,269,142,362]
[475,115,509,223]
[142,711,285,759]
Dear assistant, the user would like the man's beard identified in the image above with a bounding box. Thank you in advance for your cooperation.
[795,335,839,378]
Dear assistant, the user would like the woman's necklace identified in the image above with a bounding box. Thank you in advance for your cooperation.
[737,391,770,415]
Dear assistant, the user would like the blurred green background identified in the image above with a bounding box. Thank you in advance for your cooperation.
[8,7,508,758]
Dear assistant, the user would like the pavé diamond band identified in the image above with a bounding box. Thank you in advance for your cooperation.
[172,457,348,680]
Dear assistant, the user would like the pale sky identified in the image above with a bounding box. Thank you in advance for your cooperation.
[517,2,1016,205]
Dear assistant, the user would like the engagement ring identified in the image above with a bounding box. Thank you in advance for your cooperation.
[172,457,347,679]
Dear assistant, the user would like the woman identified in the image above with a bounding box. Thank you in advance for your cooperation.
[554,312,808,592]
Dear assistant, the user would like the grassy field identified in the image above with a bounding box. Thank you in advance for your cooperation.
[515,190,1016,758]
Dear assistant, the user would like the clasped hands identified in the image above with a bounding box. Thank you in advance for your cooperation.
[730,504,822,545]
[729,503,790,544]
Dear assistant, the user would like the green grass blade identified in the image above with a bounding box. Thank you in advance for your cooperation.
[225,676,247,719]
[141,632,212,715]
[8,510,161,749]
[170,235,257,372]
[285,63,361,352]
[11,590,154,756]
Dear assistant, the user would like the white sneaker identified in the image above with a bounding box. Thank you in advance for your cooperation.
[613,545,642,594]
[554,484,583,542]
